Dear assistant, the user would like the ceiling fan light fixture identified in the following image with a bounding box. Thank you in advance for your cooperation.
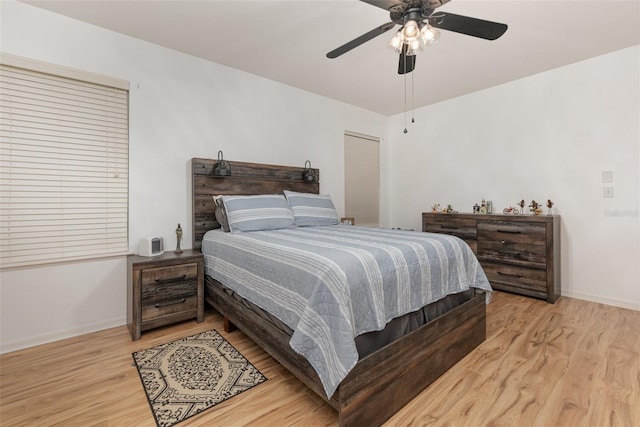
[406,38,422,56]
[420,23,440,46]
[389,19,439,59]
[388,31,404,53]
[402,19,419,38]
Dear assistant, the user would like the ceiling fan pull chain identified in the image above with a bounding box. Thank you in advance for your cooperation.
[411,71,415,124]
[403,68,408,133]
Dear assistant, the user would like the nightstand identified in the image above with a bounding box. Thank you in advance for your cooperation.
[127,249,204,340]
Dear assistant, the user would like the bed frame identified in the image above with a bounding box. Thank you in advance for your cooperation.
[191,157,487,426]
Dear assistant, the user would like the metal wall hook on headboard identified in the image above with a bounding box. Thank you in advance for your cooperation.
[302,160,317,182]
[212,150,232,176]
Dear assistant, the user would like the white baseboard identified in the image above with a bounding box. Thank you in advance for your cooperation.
[2,293,637,354]
[0,316,126,354]
[561,290,640,311]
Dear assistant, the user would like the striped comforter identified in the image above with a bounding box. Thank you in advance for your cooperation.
[202,225,491,398]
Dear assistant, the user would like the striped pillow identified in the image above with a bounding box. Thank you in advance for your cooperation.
[221,194,295,233]
[284,190,339,227]
[213,196,230,232]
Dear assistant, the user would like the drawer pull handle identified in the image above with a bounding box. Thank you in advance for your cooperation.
[497,271,524,278]
[441,225,459,230]
[497,229,522,234]
[498,250,520,256]
[155,298,186,308]
[155,275,187,284]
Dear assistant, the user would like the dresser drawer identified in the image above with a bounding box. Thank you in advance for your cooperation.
[477,240,546,269]
[482,261,547,294]
[423,216,477,238]
[423,215,477,251]
[478,220,546,246]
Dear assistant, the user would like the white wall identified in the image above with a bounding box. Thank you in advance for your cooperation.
[388,46,640,310]
[0,1,388,353]
[1,1,637,353]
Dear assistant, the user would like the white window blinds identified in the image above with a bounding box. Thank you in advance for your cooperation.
[344,131,379,227]
[0,55,129,268]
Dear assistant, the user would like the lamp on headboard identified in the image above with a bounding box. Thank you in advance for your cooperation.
[302,160,317,182]
[212,150,231,176]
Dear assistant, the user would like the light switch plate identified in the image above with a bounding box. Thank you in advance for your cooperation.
[602,170,613,183]
[603,187,614,198]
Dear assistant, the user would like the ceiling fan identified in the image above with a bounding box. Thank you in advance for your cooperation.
[327,0,508,74]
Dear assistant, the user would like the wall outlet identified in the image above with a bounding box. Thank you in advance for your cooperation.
[603,187,614,198]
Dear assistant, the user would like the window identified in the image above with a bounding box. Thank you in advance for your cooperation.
[344,131,379,227]
[0,54,129,268]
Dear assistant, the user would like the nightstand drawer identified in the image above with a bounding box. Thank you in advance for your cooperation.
[478,220,545,245]
[141,263,198,286]
[141,285,197,322]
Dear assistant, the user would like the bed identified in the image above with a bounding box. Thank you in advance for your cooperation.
[191,157,490,426]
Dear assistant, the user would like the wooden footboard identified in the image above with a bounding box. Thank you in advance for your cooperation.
[205,276,486,426]
[338,291,486,426]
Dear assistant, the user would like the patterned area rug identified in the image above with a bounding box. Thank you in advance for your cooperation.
[133,329,267,427]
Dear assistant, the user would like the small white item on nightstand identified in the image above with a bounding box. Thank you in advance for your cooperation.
[139,237,164,256]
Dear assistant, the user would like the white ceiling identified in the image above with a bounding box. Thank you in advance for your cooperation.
[21,0,640,116]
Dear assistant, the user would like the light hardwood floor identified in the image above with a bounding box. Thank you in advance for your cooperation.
[1,291,638,426]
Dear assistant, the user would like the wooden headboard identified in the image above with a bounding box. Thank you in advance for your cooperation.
[191,158,320,249]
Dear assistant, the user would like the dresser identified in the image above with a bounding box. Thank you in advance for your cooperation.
[422,212,560,303]
[127,249,204,340]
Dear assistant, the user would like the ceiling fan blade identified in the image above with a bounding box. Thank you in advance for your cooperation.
[327,21,397,58]
[359,0,402,12]
[359,0,451,12]
[398,46,416,74]
[430,12,507,40]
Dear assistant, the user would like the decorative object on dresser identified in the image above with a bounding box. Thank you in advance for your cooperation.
[546,199,554,215]
[133,329,267,427]
[479,199,487,214]
[503,205,520,215]
[529,199,543,215]
[127,249,204,340]
[423,212,560,303]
